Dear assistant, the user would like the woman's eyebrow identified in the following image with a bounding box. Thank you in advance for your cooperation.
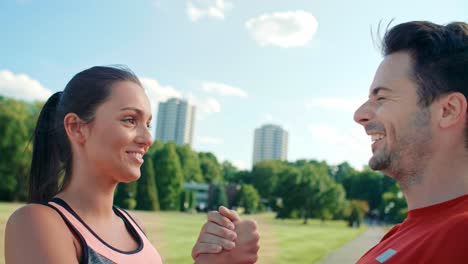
[120,107,152,120]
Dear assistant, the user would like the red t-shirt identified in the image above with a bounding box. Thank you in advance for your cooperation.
[357,194,468,264]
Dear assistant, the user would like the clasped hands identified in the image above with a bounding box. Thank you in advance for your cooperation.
[192,206,260,264]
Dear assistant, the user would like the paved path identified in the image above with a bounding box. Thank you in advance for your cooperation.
[318,226,385,264]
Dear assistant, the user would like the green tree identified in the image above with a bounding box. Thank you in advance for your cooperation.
[234,170,252,184]
[149,140,165,154]
[238,184,260,214]
[178,189,197,212]
[178,190,197,212]
[380,184,407,223]
[0,97,40,201]
[344,200,369,228]
[316,183,347,222]
[208,183,228,210]
[154,143,184,210]
[114,181,137,209]
[188,190,196,210]
[251,160,283,200]
[297,164,332,224]
[331,162,356,183]
[136,157,160,211]
[274,166,302,218]
[273,162,346,223]
[176,144,203,182]
[342,169,386,210]
[179,190,187,211]
[222,161,239,183]
[199,152,222,183]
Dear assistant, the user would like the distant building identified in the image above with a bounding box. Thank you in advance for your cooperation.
[156,98,196,146]
[184,181,209,212]
[252,124,288,165]
[184,182,240,212]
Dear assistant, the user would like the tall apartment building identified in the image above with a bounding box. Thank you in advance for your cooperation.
[155,98,196,146]
[252,124,288,165]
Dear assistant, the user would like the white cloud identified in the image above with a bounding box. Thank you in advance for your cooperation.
[306,97,365,112]
[141,78,222,117]
[187,94,221,120]
[308,124,368,146]
[198,97,221,114]
[0,70,52,101]
[199,136,224,145]
[141,78,222,121]
[187,0,232,22]
[232,160,248,170]
[140,78,223,138]
[201,81,248,97]
[140,77,182,111]
[245,11,318,48]
[306,123,371,168]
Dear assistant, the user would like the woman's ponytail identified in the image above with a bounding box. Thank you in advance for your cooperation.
[29,91,64,203]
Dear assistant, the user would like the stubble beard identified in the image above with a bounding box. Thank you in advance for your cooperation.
[368,107,432,190]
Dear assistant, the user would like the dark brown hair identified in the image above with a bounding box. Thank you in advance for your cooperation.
[29,66,141,203]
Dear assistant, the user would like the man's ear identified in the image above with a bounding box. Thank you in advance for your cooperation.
[63,113,88,145]
[438,92,467,129]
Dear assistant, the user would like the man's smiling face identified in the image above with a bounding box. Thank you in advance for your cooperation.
[354,52,433,182]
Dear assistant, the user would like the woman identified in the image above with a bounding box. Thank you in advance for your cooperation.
[4,66,253,264]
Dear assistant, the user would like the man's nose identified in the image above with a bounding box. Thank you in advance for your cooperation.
[353,101,373,126]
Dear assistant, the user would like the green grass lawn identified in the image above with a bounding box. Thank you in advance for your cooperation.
[0,203,365,264]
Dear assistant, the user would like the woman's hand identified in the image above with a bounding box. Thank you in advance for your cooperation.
[192,206,260,264]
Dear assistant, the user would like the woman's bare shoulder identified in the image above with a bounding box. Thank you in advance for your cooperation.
[127,210,146,232]
[8,203,63,223]
[5,203,79,263]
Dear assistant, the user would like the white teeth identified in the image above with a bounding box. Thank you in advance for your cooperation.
[371,134,385,142]
[129,152,143,158]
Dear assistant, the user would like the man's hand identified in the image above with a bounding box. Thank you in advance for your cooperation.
[192,206,260,264]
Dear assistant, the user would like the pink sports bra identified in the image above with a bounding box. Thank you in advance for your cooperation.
[45,197,163,264]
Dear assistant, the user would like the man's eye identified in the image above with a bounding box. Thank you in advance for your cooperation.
[147,123,152,129]
[377,97,386,101]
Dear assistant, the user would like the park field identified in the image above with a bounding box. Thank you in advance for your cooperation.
[0,203,365,264]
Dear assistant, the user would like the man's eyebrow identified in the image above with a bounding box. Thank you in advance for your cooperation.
[120,107,153,119]
[370,86,392,96]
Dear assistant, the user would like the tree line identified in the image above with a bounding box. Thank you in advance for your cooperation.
[0,95,407,225]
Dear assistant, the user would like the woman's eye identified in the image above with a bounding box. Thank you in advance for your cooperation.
[122,118,136,125]
[147,123,152,129]
[377,97,385,101]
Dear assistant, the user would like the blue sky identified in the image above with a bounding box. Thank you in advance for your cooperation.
[1,0,466,169]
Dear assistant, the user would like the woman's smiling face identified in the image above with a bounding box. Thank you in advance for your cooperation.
[84,81,153,183]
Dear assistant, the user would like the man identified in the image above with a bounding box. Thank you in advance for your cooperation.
[192,21,468,263]
[354,20,468,263]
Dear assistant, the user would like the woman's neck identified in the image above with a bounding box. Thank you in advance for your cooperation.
[56,165,118,220]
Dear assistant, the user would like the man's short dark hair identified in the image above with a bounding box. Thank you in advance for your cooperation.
[382,21,468,107]
[382,21,468,146]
